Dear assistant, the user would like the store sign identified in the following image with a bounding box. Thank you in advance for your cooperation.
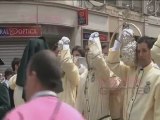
[78,9,88,26]
[83,32,108,41]
[0,26,42,37]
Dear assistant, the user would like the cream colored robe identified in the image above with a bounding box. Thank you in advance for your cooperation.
[75,64,88,116]
[9,74,17,90]
[85,43,111,120]
[104,56,124,120]
[11,74,25,107]
[109,71,124,120]
[151,35,160,65]
[107,50,160,120]
[58,50,80,107]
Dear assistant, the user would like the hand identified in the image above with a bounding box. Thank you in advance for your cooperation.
[89,32,99,42]
[123,28,134,37]
[61,36,70,44]
[58,36,70,50]
[88,32,102,54]
[118,28,134,42]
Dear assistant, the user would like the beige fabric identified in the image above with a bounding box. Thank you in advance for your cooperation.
[109,73,124,120]
[107,50,160,120]
[75,64,88,117]
[151,35,160,65]
[104,57,124,120]
[14,85,25,107]
[58,50,80,107]
[84,42,111,120]
[8,74,17,90]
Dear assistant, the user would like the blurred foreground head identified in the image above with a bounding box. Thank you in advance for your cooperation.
[25,50,63,101]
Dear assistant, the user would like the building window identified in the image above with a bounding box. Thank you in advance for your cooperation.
[121,0,132,8]
[94,0,105,3]
[106,0,117,6]
[132,1,142,12]
[94,0,117,5]
[155,0,160,16]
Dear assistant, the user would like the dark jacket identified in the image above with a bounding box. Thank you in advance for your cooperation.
[0,82,11,119]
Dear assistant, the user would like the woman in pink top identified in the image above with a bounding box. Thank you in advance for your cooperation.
[4,50,84,120]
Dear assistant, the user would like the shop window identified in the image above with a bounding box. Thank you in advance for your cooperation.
[83,31,109,53]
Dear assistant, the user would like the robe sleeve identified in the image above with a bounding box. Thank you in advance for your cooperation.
[151,35,160,65]
[88,42,110,80]
[59,50,80,87]
[93,55,110,80]
[79,65,88,81]
[0,83,11,120]
[154,82,160,120]
[107,49,129,82]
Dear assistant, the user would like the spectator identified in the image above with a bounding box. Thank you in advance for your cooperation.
[4,50,84,120]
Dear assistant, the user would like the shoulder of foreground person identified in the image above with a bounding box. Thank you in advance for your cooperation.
[3,96,85,120]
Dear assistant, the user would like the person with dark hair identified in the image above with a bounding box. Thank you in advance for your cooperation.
[4,50,84,120]
[3,68,13,87]
[72,46,88,116]
[14,38,49,107]
[107,31,160,120]
[57,37,80,107]
[0,67,11,120]
[11,58,21,74]
[72,46,85,57]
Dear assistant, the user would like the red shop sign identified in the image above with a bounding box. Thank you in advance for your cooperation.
[0,26,42,37]
[78,9,88,26]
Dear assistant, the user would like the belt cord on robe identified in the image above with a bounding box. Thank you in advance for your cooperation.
[84,73,91,120]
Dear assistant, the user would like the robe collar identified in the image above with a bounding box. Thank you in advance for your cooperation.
[31,90,57,100]
[138,62,153,72]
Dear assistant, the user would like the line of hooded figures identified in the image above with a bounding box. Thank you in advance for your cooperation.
[0,28,160,120]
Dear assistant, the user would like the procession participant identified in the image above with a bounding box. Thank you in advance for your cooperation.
[102,43,124,120]
[57,37,80,107]
[84,32,111,120]
[4,50,84,120]
[72,46,88,116]
[107,29,160,120]
[14,37,48,107]
[8,58,21,108]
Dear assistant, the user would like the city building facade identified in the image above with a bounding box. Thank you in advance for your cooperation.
[0,0,159,72]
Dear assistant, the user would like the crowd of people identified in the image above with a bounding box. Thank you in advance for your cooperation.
[0,28,160,120]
